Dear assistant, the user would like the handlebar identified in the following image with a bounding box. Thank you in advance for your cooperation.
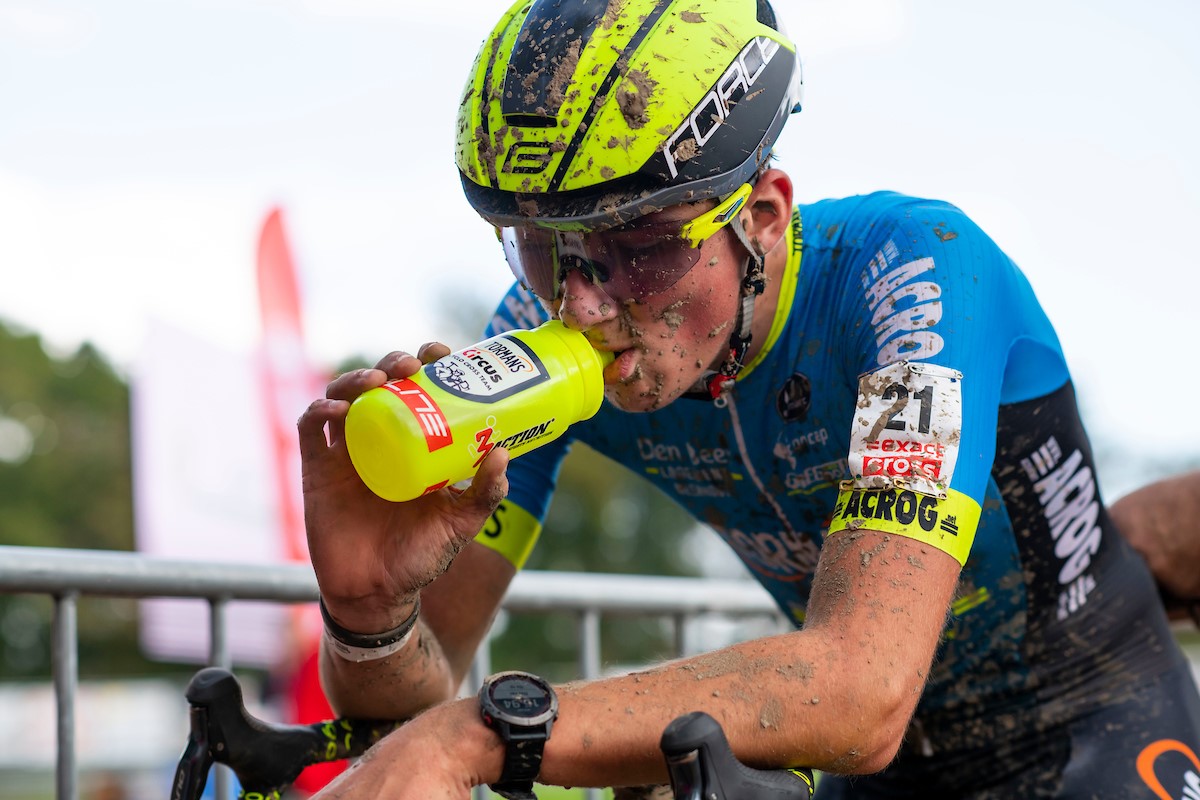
[660,711,814,800]
[170,667,402,800]
[171,669,813,800]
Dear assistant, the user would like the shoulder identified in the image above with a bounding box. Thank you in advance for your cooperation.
[800,190,964,215]
[797,191,1006,279]
[799,191,976,240]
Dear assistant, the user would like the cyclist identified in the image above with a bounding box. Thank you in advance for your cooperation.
[297,1,1200,797]
[1112,469,1200,626]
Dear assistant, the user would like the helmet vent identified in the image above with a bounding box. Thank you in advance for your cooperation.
[756,0,779,29]
[501,0,607,125]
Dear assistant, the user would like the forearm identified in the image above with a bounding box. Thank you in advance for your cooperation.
[338,530,955,795]
[376,633,903,793]
[523,532,947,786]
[537,628,922,788]
[318,544,515,719]
[319,615,460,719]
[357,626,917,799]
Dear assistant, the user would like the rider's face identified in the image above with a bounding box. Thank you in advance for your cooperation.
[549,207,747,412]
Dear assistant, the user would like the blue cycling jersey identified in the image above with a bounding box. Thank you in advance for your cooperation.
[482,191,1200,796]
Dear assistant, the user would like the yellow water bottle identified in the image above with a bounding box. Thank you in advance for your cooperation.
[345,320,613,502]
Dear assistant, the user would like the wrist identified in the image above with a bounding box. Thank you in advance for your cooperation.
[319,592,419,636]
[392,698,508,789]
[450,697,510,788]
[320,594,420,663]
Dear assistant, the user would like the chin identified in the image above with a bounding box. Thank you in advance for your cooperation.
[604,378,690,413]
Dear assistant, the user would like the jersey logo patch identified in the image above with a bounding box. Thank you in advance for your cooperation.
[847,361,962,498]
[776,372,812,422]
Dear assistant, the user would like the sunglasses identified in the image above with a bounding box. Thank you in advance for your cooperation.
[499,183,752,302]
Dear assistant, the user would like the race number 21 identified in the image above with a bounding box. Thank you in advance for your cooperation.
[849,361,963,497]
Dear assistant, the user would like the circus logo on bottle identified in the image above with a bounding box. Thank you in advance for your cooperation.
[429,333,549,402]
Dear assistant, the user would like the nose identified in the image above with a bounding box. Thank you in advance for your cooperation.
[555,267,618,332]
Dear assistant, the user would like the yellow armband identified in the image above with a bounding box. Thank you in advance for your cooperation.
[473,499,543,569]
[828,486,980,566]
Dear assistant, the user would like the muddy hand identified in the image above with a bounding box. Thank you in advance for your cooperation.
[297,344,509,633]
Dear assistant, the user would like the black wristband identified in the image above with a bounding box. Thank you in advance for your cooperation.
[319,595,420,661]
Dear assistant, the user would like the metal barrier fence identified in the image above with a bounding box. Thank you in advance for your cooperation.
[0,545,785,800]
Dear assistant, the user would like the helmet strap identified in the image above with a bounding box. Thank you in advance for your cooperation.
[684,216,766,401]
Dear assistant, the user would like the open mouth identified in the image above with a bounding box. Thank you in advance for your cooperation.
[603,348,637,384]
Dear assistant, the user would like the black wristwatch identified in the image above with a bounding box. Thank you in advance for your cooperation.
[478,670,559,800]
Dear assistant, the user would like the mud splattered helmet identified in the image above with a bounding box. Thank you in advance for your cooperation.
[455,0,804,232]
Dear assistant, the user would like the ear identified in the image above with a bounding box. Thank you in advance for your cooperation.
[741,168,793,256]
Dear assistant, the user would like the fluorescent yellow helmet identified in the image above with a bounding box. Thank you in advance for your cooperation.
[455,0,803,232]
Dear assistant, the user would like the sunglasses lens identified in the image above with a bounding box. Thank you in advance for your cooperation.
[500,227,558,299]
[588,225,702,297]
[500,222,709,301]
[498,185,749,302]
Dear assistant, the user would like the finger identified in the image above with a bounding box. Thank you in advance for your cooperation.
[326,368,388,402]
[297,398,349,461]
[458,446,510,518]
[373,351,424,380]
[417,342,452,364]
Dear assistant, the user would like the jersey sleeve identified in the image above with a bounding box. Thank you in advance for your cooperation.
[824,195,1069,564]
[472,283,573,568]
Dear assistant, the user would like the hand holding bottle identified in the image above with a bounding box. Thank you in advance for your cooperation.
[296,343,510,633]
[344,320,613,503]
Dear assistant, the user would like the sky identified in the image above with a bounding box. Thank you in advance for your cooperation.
[2,0,1198,493]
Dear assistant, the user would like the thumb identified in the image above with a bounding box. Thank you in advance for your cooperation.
[458,446,511,518]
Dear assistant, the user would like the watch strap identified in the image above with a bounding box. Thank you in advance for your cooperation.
[490,780,538,800]
[491,734,548,799]
[480,671,557,800]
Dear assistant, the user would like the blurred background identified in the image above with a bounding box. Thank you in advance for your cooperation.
[2,0,1198,798]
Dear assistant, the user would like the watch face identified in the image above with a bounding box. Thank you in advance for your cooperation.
[484,673,557,724]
